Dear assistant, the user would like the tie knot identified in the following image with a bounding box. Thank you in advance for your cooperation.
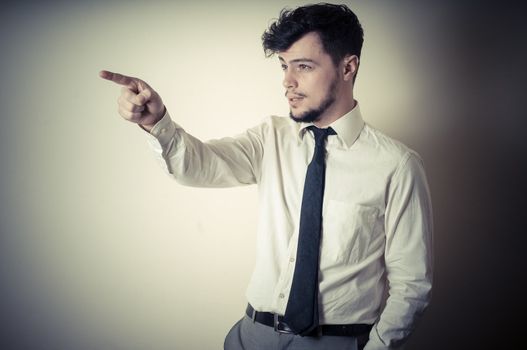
[308,126,336,147]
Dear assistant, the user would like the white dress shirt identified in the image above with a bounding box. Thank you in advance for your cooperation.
[146,102,433,350]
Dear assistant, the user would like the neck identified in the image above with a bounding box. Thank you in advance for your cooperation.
[313,96,356,128]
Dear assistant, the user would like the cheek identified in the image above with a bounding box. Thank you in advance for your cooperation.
[303,74,325,96]
[308,78,332,102]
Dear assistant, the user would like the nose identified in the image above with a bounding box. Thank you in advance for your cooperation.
[282,69,298,89]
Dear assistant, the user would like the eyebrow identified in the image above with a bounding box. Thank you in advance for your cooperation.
[278,57,319,65]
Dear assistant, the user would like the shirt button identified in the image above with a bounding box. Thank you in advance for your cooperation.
[289,257,295,263]
[279,293,285,299]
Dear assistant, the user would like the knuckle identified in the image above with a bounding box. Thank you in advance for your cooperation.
[118,99,129,111]
[118,107,131,120]
[136,96,145,105]
[118,111,128,120]
[125,95,139,106]
[121,87,134,99]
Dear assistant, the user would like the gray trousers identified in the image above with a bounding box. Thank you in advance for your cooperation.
[224,315,362,350]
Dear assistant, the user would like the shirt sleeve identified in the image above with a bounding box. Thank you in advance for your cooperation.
[364,151,434,350]
[144,110,266,187]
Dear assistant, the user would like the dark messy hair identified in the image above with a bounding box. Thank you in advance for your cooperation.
[262,3,364,66]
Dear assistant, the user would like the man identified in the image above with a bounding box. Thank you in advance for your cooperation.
[99,3,433,350]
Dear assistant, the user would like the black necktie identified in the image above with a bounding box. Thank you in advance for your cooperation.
[283,125,336,335]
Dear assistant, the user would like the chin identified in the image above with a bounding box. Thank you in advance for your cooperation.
[290,112,301,119]
[290,108,308,119]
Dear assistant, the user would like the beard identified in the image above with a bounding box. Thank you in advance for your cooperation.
[289,79,338,124]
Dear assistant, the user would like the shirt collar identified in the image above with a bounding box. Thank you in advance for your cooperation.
[297,101,365,148]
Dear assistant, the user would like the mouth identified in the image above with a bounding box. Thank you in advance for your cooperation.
[286,93,305,107]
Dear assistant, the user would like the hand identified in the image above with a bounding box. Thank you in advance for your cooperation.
[99,70,166,130]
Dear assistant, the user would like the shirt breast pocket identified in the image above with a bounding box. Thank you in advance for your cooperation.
[322,200,379,265]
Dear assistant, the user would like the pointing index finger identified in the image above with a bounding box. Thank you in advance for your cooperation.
[99,70,135,87]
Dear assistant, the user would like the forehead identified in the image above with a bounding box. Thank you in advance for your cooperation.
[278,32,330,62]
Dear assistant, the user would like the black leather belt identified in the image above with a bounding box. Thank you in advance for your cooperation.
[245,304,373,337]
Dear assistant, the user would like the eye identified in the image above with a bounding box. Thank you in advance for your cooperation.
[298,64,312,71]
[281,64,288,71]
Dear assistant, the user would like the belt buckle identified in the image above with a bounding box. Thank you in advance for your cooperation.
[273,314,292,334]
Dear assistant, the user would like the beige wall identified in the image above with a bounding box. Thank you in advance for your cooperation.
[2,1,523,349]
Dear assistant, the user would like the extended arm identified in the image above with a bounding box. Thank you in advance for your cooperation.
[100,69,265,187]
[146,110,265,187]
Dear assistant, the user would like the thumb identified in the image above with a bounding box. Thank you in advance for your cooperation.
[137,88,153,105]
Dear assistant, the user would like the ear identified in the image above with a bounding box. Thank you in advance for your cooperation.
[342,55,359,82]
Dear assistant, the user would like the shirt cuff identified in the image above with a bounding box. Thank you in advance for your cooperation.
[149,109,175,141]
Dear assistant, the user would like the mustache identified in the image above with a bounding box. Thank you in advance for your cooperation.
[285,91,307,98]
